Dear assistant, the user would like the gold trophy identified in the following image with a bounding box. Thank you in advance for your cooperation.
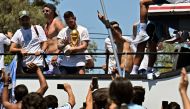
[64,29,80,55]
[70,29,79,47]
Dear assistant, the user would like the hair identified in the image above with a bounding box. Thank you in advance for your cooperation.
[132,86,145,105]
[64,11,75,19]
[22,92,47,109]
[168,102,180,109]
[92,88,109,109]
[43,3,58,17]
[110,21,122,34]
[110,21,119,26]
[14,84,28,102]
[44,95,58,109]
[109,77,133,106]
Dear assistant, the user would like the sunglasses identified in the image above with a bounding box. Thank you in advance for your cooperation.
[42,9,50,13]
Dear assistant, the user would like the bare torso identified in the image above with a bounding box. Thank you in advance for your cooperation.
[44,18,64,53]
[116,41,133,73]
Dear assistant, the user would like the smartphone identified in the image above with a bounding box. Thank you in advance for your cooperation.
[92,77,98,90]
[57,84,65,89]
[162,101,168,109]
[83,102,86,108]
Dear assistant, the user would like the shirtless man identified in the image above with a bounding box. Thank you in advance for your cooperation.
[43,3,64,73]
[43,3,64,53]
[98,12,133,74]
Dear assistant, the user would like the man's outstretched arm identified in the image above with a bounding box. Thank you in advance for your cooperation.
[27,63,48,95]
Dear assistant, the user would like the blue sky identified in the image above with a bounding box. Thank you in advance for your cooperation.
[56,0,139,35]
[47,0,140,73]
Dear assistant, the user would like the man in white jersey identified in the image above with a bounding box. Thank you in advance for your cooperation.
[133,0,190,44]
[10,10,48,73]
[0,27,12,107]
[0,32,11,71]
[57,11,90,74]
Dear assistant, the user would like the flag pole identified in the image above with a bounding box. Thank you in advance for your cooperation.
[99,0,124,77]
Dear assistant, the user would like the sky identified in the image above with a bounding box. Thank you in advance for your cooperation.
[47,0,140,73]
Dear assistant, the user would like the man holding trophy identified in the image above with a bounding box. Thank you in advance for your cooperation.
[57,11,90,74]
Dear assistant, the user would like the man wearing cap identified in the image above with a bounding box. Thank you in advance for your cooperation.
[10,10,48,73]
[42,3,64,74]
[57,11,90,74]
[98,12,134,74]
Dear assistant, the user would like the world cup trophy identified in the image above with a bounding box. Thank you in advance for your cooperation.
[63,29,79,56]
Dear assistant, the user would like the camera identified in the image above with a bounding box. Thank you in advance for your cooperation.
[57,84,65,89]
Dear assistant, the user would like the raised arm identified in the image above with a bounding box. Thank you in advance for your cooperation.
[179,67,190,109]
[36,65,48,95]
[2,71,18,109]
[2,70,10,108]
[85,84,93,109]
[97,11,125,42]
[63,83,76,108]
[27,63,48,95]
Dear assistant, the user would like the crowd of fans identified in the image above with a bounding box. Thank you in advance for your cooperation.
[1,64,189,109]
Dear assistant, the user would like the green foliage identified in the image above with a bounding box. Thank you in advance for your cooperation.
[0,0,46,33]
[155,43,176,73]
[87,40,98,62]
[4,55,14,65]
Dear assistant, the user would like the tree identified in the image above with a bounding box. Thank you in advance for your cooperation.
[0,0,46,33]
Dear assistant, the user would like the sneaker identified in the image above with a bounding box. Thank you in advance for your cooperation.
[130,71,138,75]
[146,69,160,80]
[147,73,153,80]
[133,31,150,44]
